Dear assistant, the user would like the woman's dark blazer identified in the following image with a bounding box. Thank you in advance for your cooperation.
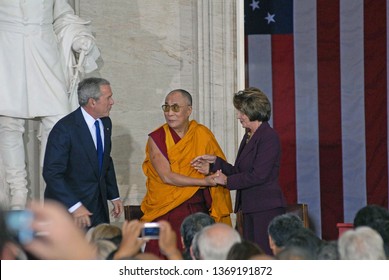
[212,121,286,213]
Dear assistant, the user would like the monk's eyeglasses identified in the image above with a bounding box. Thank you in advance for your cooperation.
[161,104,190,112]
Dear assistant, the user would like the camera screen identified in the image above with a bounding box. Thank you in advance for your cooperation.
[142,224,160,239]
[5,210,35,245]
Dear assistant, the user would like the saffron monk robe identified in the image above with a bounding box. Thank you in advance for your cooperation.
[140,89,233,259]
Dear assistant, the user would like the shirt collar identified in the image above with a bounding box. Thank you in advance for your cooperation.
[81,107,99,128]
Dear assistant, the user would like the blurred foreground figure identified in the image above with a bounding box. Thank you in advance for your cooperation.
[25,200,98,260]
[0,0,101,210]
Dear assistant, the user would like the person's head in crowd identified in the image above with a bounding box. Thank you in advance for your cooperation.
[280,227,322,260]
[180,212,215,260]
[249,254,275,260]
[267,213,304,255]
[353,204,389,228]
[372,220,389,257]
[194,223,242,260]
[353,204,389,257]
[226,239,265,260]
[316,240,339,260]
[94,239,118,260]
[276,245,314,260]
[189,231,201,260]
[338,226,386,260]
[88,223,122,247]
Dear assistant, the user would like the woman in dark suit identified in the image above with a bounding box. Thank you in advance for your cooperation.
[191,87,286,255]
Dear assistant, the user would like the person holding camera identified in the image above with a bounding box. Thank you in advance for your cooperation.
[112,220,183,260]
[140,89,233,258]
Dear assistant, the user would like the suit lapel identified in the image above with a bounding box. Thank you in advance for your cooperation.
[235,133,259,165]
[235,122,269,166]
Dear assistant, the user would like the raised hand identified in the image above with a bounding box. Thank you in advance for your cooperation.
[191,154,217,174]
[113,219,146,259]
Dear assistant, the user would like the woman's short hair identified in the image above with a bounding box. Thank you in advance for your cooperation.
[233,87,271,122]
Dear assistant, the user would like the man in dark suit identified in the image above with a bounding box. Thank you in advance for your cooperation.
[43,77,123,228]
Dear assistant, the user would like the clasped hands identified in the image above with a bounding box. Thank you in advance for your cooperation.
[191,155,227,186]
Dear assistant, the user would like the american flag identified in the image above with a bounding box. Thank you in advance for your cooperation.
[245,0,389,240]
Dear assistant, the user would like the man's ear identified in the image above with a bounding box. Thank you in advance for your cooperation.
[180,236,185,249]
[89,98,96,106]
[189,245,196,260]
[186,105,192,117]
[268,235,276,254]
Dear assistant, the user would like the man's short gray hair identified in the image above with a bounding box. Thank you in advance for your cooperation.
[78,77,110,106]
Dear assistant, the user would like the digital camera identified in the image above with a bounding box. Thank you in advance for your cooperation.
[5,210,35,245]
[141,222,160,240]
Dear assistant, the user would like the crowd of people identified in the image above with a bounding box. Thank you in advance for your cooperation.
[1,202,388,260]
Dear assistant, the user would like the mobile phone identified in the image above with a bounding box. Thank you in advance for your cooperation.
[141,222,160,240]
[5,210,35,245]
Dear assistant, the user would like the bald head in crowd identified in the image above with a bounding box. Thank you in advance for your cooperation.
[194,223,241,260]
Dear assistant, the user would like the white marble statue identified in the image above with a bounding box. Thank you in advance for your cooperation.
[0,0,101,210]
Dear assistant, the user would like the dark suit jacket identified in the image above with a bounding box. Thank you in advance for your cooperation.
[212,121,286,213]
[43,107,119,226]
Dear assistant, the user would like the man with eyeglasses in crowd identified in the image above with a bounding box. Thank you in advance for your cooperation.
[140,89,233,258]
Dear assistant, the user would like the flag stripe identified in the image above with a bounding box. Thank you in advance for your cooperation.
[247,35,273,114]
[271,35,297,204]
[364,0,389,205]
[340,0,367,222]
[317,0,344,240]
[245,0,389,239]
[387,0,389,208]
[294,0,322,236]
